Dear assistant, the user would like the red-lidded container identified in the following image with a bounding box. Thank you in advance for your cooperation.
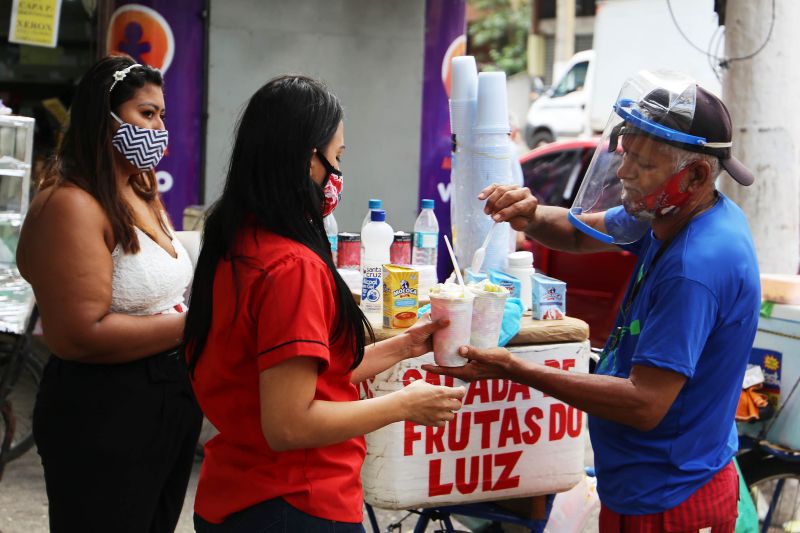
[390,231,412,265]
[337,232,361,269]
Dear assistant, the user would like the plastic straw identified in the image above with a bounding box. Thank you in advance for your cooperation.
[443,234,466,289]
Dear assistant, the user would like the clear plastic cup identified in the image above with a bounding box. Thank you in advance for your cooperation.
[429,291,474,367]
[469,287,509,349]
[450,56,478,101]
[474,71,510,134]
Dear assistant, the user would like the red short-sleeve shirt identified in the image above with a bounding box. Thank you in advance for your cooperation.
[191,227,365,524]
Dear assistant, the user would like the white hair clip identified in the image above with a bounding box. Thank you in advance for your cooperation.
[109,63,143,93]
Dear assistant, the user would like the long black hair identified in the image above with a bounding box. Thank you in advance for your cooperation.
[184,75,373,373]
[41,54,167,253]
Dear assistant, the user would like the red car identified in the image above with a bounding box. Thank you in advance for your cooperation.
[519,139,637,347]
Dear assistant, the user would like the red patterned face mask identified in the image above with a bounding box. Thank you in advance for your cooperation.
[316,151,343,217]
[321,172,343,217]
[629,164,694,219]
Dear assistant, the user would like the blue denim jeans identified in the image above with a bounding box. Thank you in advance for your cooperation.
[193,498,366,533]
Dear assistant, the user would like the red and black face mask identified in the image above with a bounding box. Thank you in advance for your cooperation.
[316,151,343,218]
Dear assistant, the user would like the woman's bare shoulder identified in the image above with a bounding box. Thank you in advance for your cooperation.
[18,184,113,274]
[28,184,106,220]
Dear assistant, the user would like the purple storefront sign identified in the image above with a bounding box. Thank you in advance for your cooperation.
[107,1,204,228]
[417,0,466,282]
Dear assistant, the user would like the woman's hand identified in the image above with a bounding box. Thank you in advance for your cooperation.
[350,314,449,384]
[422,346,518,382]
[400,313,449,359]
[398,379,466,427]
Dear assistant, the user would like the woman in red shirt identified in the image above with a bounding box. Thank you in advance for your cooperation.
[184,75,465,532]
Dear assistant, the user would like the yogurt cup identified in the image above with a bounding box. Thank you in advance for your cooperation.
[428,283,474,367]
[469,280,509,348]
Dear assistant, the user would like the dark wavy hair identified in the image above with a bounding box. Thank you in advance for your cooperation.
[184,75,373,374]
[40,54,167,253]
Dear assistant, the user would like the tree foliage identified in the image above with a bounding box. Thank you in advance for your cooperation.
[468,0,531,75]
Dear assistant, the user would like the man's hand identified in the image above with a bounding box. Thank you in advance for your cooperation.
[479,184,539,231]
[401,313,449,359]
[421,346,518,382]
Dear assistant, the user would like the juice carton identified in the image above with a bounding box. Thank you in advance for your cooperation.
[383,265,419,328]
[465,267,488,284]
[532,272,566,320]
[488,269,521,299]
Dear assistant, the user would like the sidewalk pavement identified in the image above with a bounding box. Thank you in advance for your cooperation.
[0,447,468,533]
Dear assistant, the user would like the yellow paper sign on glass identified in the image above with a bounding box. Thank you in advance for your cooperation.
[9,0,63,48]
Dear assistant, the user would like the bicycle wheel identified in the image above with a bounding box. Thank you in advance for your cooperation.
[0,350,43,462]
[740,453,800,533]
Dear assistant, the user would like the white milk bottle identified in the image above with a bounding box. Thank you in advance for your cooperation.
[505,251,535,311]
[361,198,382,261]
[360,209,393,326]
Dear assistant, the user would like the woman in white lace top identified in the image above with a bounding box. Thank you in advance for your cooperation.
[16,55,202,533]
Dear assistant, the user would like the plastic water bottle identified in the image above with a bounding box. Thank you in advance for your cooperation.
[361,198,382,230]
[323,213,338,264]
[360,209,393,325]
[412,199,439,266]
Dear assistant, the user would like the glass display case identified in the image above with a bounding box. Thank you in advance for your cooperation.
[0,115,35,334]
[0,114,34,266]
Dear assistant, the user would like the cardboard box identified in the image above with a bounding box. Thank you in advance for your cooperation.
[532,273,566,320]
[361,342,590,509]
[761,274,800,305]
[382,265,419,329]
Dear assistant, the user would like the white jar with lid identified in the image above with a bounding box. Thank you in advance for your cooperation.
[504,251,535,311]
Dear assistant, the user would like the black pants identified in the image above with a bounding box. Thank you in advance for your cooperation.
[194,498,365,533]
[33,350,203,533]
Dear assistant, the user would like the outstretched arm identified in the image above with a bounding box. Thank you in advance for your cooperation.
[423,346,686,432]
[260,357,465,451]
[351,315,448,384]
[479,184,618,254]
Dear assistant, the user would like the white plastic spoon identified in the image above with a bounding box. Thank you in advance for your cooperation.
[470,221,498,274]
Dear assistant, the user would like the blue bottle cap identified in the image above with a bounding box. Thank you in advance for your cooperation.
[370,209,386,222]
[368,199,382,209]
[421,199,434,209]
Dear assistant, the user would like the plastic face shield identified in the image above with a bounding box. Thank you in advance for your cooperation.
[567,71,703,245]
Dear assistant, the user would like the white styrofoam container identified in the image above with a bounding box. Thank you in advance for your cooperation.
[361,341,590,510]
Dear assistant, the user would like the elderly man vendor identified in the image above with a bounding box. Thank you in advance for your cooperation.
[425,71,760,532]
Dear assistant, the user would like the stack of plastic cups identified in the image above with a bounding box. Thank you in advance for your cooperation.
[472,71,512,273]
[509,131,524,255]
[448,56,478,269]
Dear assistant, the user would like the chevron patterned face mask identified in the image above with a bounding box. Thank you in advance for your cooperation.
[110,112,169,170]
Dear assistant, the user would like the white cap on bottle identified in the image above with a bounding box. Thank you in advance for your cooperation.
[507,251,533,269]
